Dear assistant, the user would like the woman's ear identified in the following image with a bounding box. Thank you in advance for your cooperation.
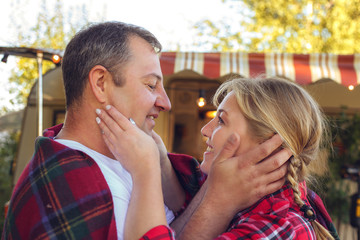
[88,65,111,103]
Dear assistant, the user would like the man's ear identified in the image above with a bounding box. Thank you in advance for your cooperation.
[88,65,111,103]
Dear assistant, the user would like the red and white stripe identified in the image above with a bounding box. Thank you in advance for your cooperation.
[160,52,360,88]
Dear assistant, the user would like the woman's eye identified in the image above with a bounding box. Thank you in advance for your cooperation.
[217,116,224,124]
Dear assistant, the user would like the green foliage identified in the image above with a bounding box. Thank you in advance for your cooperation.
[0,0,96,231]
[322,111,360,224]
[333,112,360,165]
[194,0,360,53]
[5,0,91,113]
[322,179,351,228]
[0,131,19,234]
[193,2,360,225]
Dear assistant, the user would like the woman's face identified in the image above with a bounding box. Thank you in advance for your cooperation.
[200,92,259,174]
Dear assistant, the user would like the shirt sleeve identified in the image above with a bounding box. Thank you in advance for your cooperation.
[167,153,206,216]
[213,217,298,240]
[2,137,118,239]
[213,211,314,240]
[140,225,175,240]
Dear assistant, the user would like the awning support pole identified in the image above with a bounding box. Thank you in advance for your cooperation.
[36,52,43,136]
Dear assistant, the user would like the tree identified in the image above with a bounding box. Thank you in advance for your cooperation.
[0,130,20,234]
[4,0,94,113]
[317,111,360,232]
[193,0,360,231]
[0,0,99,230]
[194,0,360,53]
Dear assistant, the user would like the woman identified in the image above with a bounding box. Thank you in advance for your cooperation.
[97,77,337,239]
[196,77,335,239]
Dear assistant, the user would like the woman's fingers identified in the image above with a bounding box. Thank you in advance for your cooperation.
[96,112,118,148]
[95,105,135,135]
[95,106,132,151]
[104,105,134,131]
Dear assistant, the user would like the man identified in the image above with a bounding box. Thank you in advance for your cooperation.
[2,22,290,239]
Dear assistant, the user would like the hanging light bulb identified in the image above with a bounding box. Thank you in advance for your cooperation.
[52,54,61,65]
[196,89,206,108]
[197,97,206,107]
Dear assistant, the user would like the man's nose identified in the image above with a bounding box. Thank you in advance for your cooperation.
[156,88,171,111]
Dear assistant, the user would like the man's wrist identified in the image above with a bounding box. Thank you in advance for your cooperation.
[200,193,238,220]
[179,195,234,240]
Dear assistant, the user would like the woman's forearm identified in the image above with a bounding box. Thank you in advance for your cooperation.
[125,168,167,240]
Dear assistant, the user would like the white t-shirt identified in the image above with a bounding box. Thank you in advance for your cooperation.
[55,139,175,240]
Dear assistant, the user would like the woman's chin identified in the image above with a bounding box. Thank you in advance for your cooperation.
[200,160,211,175]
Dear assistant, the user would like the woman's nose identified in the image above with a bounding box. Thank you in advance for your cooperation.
[201,121,213,138]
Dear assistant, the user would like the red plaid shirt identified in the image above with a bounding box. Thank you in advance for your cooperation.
[215,183,316,239]
[2,124,205,240]
[140,226,176,240]
[141,182,338,240]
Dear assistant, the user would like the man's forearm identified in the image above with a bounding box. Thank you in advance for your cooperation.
[161,155,186,212]
[178,198,234,240]
[169,181,206,234]
[170,182,233,240]
[170,181,233,240]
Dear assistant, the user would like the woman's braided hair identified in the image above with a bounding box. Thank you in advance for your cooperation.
[213,76,334,240]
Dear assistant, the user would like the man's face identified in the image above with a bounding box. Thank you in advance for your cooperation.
[107,36,171,135]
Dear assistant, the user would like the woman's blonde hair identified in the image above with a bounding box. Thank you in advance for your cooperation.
[213,77,334,240]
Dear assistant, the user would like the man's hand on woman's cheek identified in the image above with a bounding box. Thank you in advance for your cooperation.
[205,134,291,215]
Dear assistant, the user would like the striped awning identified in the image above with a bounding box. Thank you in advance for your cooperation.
[160,52,360,88]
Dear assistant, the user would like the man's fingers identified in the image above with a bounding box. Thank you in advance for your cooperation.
[247,134,284,165]
[257,148,292,174]
[265,162,288,184]
[258,177,286,199]
[213,133,240,164]
[253,160,288,198]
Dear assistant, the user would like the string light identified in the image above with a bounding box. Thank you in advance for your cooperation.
[205,111,217,119]
[348,85,354,91]
[52,54,61,65]
[196,90,207,108]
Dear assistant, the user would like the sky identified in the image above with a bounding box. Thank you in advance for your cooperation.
[0,0,239,113]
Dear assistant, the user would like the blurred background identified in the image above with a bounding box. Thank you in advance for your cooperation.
[1,0,360,239]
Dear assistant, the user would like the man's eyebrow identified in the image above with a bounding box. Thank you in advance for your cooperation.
[144,73,162,81]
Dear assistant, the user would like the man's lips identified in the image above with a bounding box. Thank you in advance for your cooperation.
[147,113,158,120]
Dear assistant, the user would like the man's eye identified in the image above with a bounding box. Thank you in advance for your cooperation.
[147,84,156,90]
